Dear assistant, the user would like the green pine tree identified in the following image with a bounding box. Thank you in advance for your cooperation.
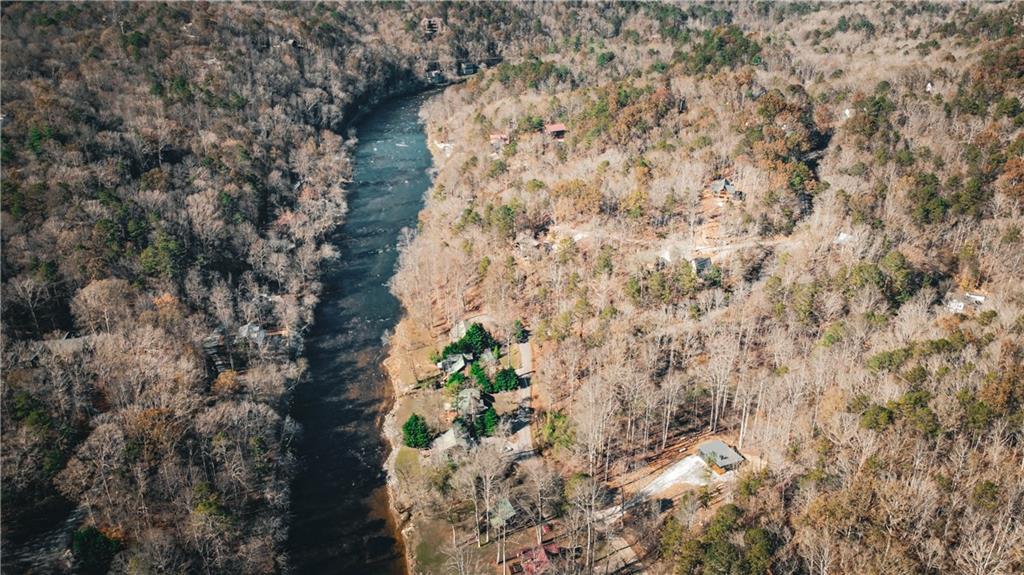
[402,413,431,448]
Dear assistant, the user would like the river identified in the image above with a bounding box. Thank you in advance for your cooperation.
[287,92,434,575]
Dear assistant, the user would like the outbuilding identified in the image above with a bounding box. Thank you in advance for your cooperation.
[544,123,566,141]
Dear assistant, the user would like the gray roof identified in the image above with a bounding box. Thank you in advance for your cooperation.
[432,422,470,453]
[710,178,737,194]
[238,323,266,345]
[489,497,516,528]
[438,354,467,374]
[697,440,744,468]
[691,257,713,275]
[455,387,484,415]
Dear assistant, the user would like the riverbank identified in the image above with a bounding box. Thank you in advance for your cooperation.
[381,122,454,572]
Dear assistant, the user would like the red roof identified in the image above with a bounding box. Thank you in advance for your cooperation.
[544,123,566,134]
[519,544,561,575]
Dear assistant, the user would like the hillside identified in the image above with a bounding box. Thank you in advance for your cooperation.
[386,3,1024,574]
[2,2,1023,575]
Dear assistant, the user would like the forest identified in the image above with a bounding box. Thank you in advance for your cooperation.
[2,2,1023,575]
[0,2,566,573]
[387,2,1023,575]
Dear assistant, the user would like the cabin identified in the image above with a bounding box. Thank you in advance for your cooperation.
[458,61,478,76]
[490,133,510,152]
[691,257,713,278]
[698,440,744,474]
[710,178,742,201]
[544,122,567,141]
[516,236,541,259]
[449,319,468,342]
[427,69,446,85]
[421,17,442,38]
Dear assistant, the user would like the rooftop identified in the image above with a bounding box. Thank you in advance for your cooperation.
[697,439,744,469]
[711,178,738,194]
[489,497,516,528]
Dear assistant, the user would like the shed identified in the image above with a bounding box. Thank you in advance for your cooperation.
[697,440,744,473]
[42,334,93,356]
[965,292,986,305]
[544,123,566,140]
[458,62,478,76]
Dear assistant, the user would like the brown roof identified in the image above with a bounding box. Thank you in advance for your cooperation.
[544,123,566,134]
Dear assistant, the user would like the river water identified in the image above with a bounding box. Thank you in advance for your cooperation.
[287,93,433,575]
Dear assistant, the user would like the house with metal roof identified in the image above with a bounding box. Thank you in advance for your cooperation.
[437,353,470,375]
[697,440,744,474]
[432,420,471,454]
